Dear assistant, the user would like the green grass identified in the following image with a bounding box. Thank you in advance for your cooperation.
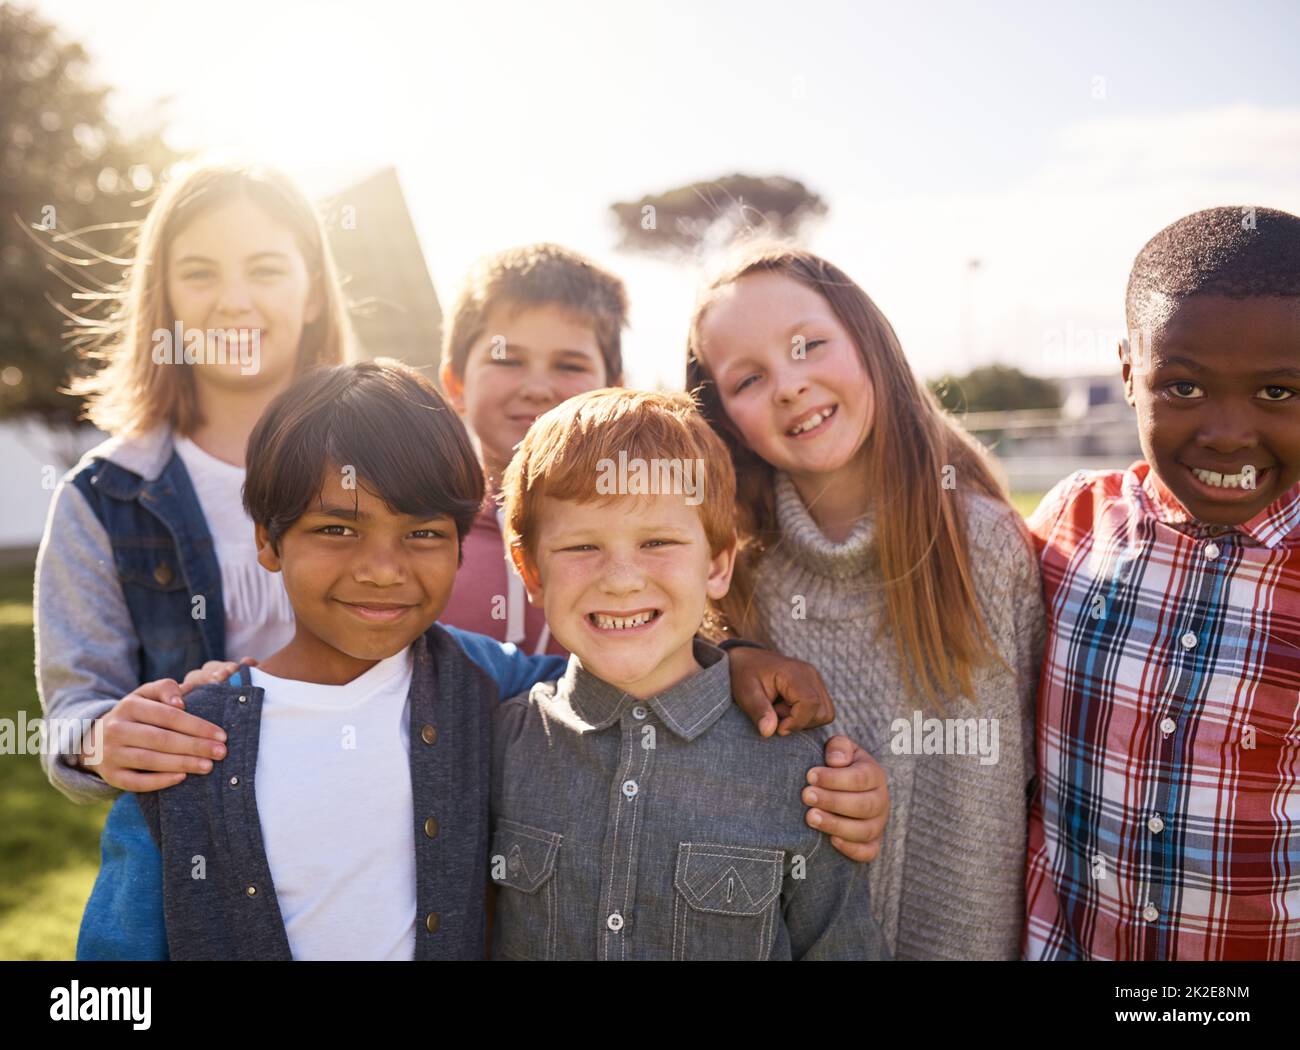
[0,561,110,960]
[1010,491,1046,518]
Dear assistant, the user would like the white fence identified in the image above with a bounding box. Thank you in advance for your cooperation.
[0,420,103,552]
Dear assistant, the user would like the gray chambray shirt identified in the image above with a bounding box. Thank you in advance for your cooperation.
[490,639,888,960]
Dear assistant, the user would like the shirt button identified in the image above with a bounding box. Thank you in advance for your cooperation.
[420,724,438,745]
[1142,903,1159,922]
[229,775,240,786]
[1204,542,1220,561]
[423,817,439,838]
[425,912,440,934]
[632,705,648,721]
[1147,815,1165,834]
[1180,631,1198,649]
[622,779,638,798]
[606,912,624,932]
[246,885,257,897]
[1160,717,1177,736]
[153,562,174,586]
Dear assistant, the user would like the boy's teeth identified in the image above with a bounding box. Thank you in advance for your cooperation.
[593,611,655,630]
[789,406,834,435]
[1192,466,1256,489]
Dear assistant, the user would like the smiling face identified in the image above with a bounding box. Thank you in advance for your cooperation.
[255,463,461,684]
[442,303,609,479]
[514,493,735,699]
[165,195,321,393]
[694,271,875,489]
[1123,295,1300,526]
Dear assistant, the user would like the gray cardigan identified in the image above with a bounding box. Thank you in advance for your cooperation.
[135,625,497,960]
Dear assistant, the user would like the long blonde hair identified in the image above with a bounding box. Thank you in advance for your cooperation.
[67,161,354,436]
[686,243,1010,704]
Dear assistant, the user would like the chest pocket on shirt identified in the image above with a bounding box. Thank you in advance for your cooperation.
[672,843,783,961]
[490,819,561,961]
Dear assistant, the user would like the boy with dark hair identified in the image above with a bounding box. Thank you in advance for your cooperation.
[1024,206,1300,960]
[492,388,887,959]
[137,359,518,959]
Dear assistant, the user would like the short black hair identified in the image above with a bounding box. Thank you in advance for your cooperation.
[1126,206,1300,333]
[244,360,484,558]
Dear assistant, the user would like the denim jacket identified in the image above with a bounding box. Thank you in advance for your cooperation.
[490,640,888,960]
[137,627,498,960]
[34,426,567,959]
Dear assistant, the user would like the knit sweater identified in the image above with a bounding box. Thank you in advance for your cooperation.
[754,472,1046,960]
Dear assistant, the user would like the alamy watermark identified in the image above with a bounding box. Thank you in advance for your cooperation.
[890,711,1000,765]
[0,712,98,763]
[595,452,705,506]
[50,981,150,1030]
[151,321,261,375]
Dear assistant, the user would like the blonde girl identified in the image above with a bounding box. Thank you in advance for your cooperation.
[34,161,354,956]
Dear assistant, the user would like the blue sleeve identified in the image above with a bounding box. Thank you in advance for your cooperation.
[440,624,568,700]
[76,793,168,960]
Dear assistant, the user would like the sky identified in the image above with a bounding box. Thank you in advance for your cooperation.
[30,0,1300,390]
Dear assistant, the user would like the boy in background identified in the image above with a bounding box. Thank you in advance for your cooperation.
[1024,206,1300,960]
[438,243,624,654]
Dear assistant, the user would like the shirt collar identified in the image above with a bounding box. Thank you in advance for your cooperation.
[1135,459,1300,548]
[82,424,175,481]
[555,638,732,741]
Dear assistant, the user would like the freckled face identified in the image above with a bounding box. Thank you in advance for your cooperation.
[1123,295,1300,525]
[515,493,734,700]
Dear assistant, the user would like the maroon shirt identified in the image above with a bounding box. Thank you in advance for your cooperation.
[443,499,568,657]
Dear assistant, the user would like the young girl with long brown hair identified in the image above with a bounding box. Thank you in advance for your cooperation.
[687,243,1046,959]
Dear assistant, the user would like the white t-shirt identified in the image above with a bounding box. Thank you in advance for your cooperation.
[249,646,417,960]
[173,436,295,661]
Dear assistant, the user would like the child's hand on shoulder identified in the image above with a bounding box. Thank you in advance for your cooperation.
[726,645,835,735]
[78,658,256,792]
[805,736,889,862]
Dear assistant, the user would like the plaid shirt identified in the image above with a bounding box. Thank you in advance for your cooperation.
[1023,461,1300,960]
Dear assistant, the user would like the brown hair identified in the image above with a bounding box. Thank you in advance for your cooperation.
[500,387,736,566]
[67,160,354,437]
[243,360,483,560]
[686,243,1010,704]
[442,243,628,384]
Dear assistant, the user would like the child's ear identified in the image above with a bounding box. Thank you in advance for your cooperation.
[439,360,466,413]
[1119,338,1136,407]
[705,540,737,602]
[255,523,283,574]
[509,542,544,605]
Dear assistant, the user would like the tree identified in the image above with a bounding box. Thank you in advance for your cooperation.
[609,173,827,257]
[928,364,1061,414]
[0,2,182,428]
